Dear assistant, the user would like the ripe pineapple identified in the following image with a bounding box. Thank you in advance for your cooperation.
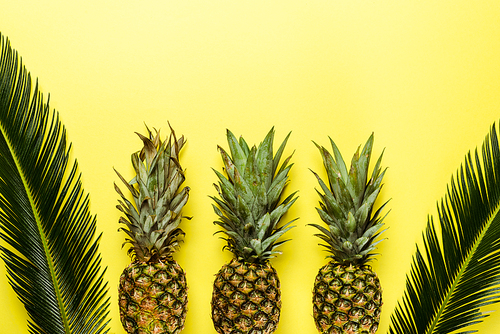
[211,128,298,334]
[115,125,190,334]
[310,134,388,334]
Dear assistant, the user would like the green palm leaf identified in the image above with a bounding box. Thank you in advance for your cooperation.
[389,123,500,334]
[0,34,110,333]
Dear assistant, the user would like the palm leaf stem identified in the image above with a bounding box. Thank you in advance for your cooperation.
[0,33,110,334]
[1,121,72,333]
[428,204,497,334]
[389,123,500,334]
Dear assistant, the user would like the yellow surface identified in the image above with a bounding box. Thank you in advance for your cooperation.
[1,1,500,333]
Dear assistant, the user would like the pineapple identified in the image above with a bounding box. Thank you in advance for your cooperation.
[115,125,190,334]
[310,134,388,334]
[210,128,298,334]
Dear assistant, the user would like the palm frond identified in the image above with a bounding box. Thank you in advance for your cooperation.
[0,34,110,333]
[389,122,500,334]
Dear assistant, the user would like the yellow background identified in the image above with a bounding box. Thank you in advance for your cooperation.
[1,1,500,333]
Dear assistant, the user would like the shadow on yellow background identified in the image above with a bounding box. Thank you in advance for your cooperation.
[1,1,500,333]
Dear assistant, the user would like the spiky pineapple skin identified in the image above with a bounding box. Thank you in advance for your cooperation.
[211,258,282,334]
[313,262,382,334]
[119,260,188,334]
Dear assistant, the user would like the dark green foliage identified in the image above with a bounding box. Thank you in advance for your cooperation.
[211,128,297,264]
[310,134,388,265]
[389,123,500,334]
[0,33,110,333]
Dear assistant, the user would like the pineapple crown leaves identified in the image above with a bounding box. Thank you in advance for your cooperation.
[310,133,389,265]
[115,124,190,263]
[211,127,298,264]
